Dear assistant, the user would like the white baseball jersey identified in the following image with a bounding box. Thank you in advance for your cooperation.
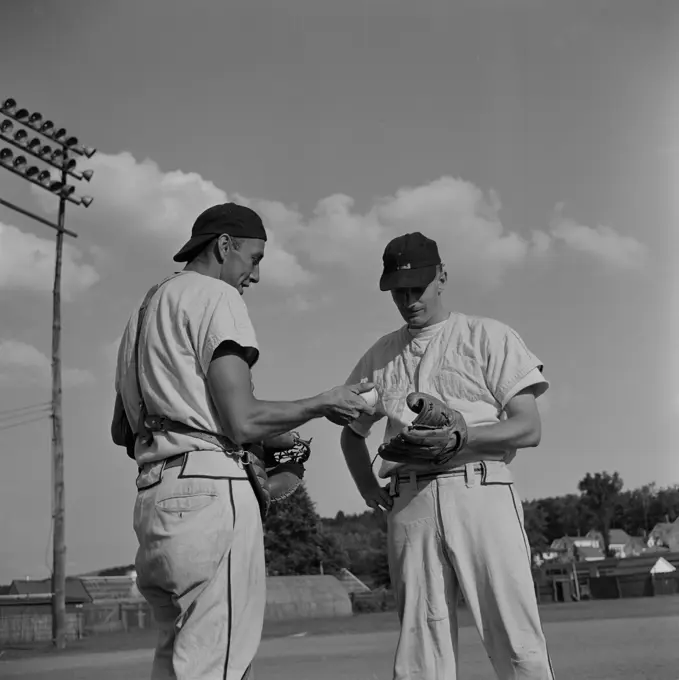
[119,270,267,679]
[345,312,549,478]
[115,270,259,477]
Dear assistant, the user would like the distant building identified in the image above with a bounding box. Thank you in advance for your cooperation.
[335,568,371,595]
[6,577,91,604]
[647,518,679,552]
[585,529,647,558]
[549,536,605,562]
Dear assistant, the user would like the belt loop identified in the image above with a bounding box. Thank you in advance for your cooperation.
[464,463,477,488]
[389,475,398,497]
[409,472,417,491]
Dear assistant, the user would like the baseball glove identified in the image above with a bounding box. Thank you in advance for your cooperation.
[243,431,312,519]
[378,392,468,467]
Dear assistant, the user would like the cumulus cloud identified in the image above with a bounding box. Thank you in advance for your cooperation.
[284,178,552,288]
[31,152,311,289]
[0,222,99,300]
[0,340,94,388]
[19,153,647,298]
[549,206,648,270]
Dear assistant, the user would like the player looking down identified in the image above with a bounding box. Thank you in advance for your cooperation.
[340,232,556,680]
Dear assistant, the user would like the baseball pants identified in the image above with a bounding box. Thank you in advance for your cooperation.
[387,463,555,680]
[133,464,265,680]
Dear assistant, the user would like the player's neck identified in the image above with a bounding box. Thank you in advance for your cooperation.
[184,258,219,279]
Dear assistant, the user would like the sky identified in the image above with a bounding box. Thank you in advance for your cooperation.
[0,0,677,582]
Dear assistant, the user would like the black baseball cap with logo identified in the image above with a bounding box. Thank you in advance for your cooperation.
[379,232,442,291]
[173,203,268,263]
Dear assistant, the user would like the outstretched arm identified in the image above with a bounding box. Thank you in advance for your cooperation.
[207,342,375,445]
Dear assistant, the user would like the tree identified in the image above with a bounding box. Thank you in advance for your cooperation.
[264,484,349,576]
[522,501,549,563]
[578,471,624,557]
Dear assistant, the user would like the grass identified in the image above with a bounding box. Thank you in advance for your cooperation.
[1,595,677,662]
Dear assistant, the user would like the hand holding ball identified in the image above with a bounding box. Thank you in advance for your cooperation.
[360,386,379,408]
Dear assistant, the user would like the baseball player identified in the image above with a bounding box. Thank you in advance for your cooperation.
[110,203,375,680]
[340,232,555,679]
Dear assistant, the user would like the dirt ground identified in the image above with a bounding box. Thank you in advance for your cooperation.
[1,597,678,679]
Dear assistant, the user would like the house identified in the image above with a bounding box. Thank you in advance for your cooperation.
[647,518,679,552]
[549,536,605,562]
[585,529,647,558]
[0,578,91,645]
[80,575,142,603]
[335,568,371,595]
[7,577,91,604]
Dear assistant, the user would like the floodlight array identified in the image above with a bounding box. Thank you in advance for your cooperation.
[0,97,96,207]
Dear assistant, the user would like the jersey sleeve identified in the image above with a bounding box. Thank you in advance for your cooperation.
[193,287,260,376]
[481,320,549,408]
[343,351,385,439]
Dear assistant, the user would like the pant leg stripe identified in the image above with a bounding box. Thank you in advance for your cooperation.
[223,480,236,680]
[508,485,557,680]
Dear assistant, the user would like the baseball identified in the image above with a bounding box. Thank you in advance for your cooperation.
[360,387,379,408]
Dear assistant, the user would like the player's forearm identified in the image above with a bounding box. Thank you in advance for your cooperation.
[227,396,326,445]
[340,427,380,495]
[466,414,541,452]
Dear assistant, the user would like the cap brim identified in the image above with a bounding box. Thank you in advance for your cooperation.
[172,234,216,263]
[379,265,438,291]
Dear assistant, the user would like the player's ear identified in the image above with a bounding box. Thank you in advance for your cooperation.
[214,234,230,263]
[437,265,447,291]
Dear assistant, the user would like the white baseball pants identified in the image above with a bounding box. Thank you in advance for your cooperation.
[387,463,555,680]
[133,464,265,680]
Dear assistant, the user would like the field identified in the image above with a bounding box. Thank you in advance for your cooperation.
[1,597,678,679]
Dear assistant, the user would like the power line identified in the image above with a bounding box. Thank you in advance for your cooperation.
[0,412,51,432]
[0,402,51,420]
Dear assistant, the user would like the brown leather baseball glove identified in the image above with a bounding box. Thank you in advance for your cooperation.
[244,431,312,519]
[378,392,468,467]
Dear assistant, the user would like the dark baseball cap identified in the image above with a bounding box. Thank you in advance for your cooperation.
[172,203,268,263]
[379,232,441,291]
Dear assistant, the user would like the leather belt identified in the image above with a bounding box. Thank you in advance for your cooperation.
[395,463,484,483]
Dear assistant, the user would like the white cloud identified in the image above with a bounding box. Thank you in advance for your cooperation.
[31,153,311,289]
[20,154,647,298]
[0,340,94,388]
[282,178,551,288]
[0,222,100,300]
[550,212,648,270]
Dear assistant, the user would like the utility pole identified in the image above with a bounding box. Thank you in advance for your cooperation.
[0,97,96,649]
[50,159,68,647]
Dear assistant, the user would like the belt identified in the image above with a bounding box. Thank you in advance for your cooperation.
[395,463,484,483]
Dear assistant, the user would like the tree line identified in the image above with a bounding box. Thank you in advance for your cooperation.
[263,472,679,587]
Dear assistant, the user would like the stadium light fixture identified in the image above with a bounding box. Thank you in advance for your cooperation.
[0,98,98,653]
[1,98,16,114]
[0,105,96,649]
[27,112,43,129]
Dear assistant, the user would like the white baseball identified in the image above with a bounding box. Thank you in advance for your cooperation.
[360,387,379,408]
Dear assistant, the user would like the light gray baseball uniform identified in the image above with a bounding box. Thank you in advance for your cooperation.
[116,271,264,680]
[345,312,555,680]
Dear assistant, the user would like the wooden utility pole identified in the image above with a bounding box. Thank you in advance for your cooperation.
[51,160,68,650]
[0,95,96,650]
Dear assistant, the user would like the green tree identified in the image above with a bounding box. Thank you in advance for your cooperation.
[264,484,349,576]
[578,471,624,557]
[522,501,549,562]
